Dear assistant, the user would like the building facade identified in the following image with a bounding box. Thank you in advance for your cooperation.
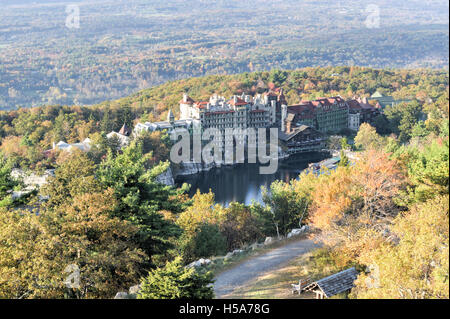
[278,124,326,154]
[286,97,348,134]
[178,91,285,150]
[286,96,380,133]
[369,91,412,109]
[179,92,283,130]
[347,97,381,131]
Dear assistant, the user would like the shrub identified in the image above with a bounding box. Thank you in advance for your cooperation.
[138,257,214,299]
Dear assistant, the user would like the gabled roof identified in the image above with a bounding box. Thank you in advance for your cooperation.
[119,123,131,136]
[371,91,383,98]
[303,267,358,298]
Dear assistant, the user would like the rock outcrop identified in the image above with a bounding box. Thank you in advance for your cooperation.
[155,166,175,186]
[287,225,310,238]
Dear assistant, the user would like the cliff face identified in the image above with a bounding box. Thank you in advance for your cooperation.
[174,161,217,177]
[154,166,175,186]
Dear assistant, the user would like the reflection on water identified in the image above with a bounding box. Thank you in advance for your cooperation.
[176,152,329,206]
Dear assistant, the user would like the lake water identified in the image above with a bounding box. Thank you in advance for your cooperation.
[176,152,329,206]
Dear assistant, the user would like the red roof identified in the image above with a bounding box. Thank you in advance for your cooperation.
[298,96,346,110]
[195,101,208,109]
[228,97,248,106]
[287,103,315,119]
[348,98,376,111]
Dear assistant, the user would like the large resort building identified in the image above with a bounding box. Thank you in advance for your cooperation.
[48,90,381,160]
[286,96,349,134]
[132,89,381,156]
[178,91,285,130]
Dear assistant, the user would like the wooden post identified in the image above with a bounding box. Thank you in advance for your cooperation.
[315,290,324,299]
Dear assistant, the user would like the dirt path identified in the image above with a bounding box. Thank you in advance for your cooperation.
[214,238,321,298]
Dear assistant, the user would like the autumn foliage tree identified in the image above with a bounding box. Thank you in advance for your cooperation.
[352,195,449,299]
[309,150,405,261]
[0,190,146,299]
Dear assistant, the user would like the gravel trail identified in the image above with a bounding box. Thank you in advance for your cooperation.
[214,238,321,298]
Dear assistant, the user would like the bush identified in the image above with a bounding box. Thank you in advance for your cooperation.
[178,223,227,263]
[138,257,214,299]
[193,224,227,258]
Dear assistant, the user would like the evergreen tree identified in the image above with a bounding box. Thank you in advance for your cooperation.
[138,257,214,299]
[0,154,18,207]
[100,111,113,133]
[96,142,188,264]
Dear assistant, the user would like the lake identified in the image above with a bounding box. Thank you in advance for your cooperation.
[176,152,329,206]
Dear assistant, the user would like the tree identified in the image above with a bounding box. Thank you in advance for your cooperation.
[354,123,384,150]
[340,137,350,151]
[219,202,262,251]
[262,179,310,237]
[372,114,391,135]
[87,132,120,163]
[338,150,350,167]
[352,195,449,299]
[138,257,214,299]
[176,190,223,236]
[268,69,288,87]
[398,101,423,142]
[404,138,449,204]
[0,190,146,299]
[136,130,171,164]
[192,224,227,258]
[40,151,100,208]
[0,154,18,207]
[100,110,114,133]
[176,190,224,262]
[0,207,43,299]
[96,142,187,265]
[309,150,405,261]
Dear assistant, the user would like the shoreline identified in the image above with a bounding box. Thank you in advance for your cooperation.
[173,150,332,180]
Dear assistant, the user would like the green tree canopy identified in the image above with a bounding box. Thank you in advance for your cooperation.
[138,257,214,299]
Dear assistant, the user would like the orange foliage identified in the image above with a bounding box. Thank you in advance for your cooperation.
[308,149,406,258]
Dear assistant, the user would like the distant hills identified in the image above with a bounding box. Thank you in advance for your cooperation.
[0,0,448,110]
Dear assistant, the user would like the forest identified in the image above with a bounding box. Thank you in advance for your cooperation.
[0,0,448,110]
[0,66,448,298]
[0,66,448,170]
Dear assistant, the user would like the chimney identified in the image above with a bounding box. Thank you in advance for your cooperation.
[286,120,291,134]
[183,93,188,103]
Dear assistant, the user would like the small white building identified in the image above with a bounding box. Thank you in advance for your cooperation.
[53,138,91,152]
[134,109,201,136]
